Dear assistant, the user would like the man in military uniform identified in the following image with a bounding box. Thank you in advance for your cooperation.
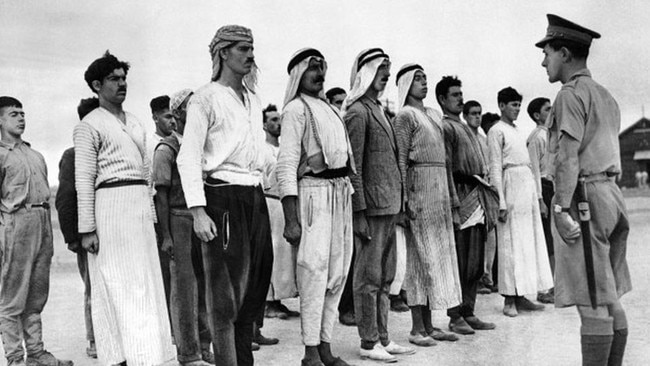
[537,14,632,366]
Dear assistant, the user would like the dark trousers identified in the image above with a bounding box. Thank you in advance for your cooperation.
[448,224,486,319]
[353,214,397,347]
[541,178,554,256]
[338,248,355,316]
[170,213,212,363]
[202,183,273,366]
[76,250,94,342]
[156,226,173,330]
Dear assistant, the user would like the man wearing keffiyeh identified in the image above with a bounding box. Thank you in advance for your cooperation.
[177,25,273,366]
[343,49,416,363]
[276,48,355,366]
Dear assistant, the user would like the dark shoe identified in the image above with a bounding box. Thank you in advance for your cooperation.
[448,317,475,335]
[477,283,492,295]
[264,301,289,319]
[26,351,74,366]
[503,297,517,317]
[408,333,437,346]
[338,311,356,326]
[390,296,409,312]
[8,359,26,366]
[276,302,300,318]
[86,342,97,358]
[490,284,499,293]
[537,291,554,304]
[201,349,215,364]
[254,331,279,345]
[301,358,325,366]
[323,357,350,366]
[515,296,545,311]
[464,316,496,330]
[428,327,459,341]
[251,342,260,351]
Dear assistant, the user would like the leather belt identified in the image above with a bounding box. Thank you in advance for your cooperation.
[581,171,617,183]
[304,167,349,179]
[97,179,147,190]
[23,202,50,210]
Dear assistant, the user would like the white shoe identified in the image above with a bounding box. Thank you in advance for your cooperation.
[360,344,397,363]
[383,341,416,355]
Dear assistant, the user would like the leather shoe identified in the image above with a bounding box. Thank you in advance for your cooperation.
[503,297,517,317]
[477,283,492,295]
[428,327,459,341]
[464,316,496,330]
[254,332,279,345]
[408,333,437,347]
[26,351,73,366]
[338,311,356,326]
[301,358,325,366]
[448,317,475,335]
[276,302,300,318]
[516,296,545,311]
[536,291,554,304]
[383,341,415,355]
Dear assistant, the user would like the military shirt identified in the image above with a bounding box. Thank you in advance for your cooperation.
[547,68,621,179]
[0,140,50,213]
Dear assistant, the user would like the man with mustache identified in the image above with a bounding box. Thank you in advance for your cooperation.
[537,14,631,365]
[277,47,355,366]
[176,25,273,366]
[343,48,415,363]
[487,87,552,317]
[74,51,174,365]
[0,96,74,366]
[437,76,497,335]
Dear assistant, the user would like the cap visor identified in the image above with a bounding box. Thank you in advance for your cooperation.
[535,35,554,48]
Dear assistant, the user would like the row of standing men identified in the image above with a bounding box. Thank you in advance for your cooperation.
[0,13,632,366]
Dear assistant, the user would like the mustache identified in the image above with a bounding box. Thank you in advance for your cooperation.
[381,76,389,82]
[314,75,325,83]
[118,87,127,92]
[246,58,255,64]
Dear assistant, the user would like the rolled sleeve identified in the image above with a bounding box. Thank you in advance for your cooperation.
[277,102,306,199]
[177,97,210,208]
[555,88,585,142]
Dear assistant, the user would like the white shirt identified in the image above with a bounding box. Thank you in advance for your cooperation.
[177,82,267,208]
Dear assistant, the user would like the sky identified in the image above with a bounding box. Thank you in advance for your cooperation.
[1,0,649,184]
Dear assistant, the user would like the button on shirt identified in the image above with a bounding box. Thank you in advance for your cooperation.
[177,82,267,208]
[0,141,50,213]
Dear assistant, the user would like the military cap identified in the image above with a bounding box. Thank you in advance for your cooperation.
[535,14,601,48]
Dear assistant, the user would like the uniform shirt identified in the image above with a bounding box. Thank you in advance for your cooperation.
[74,107,152,233]
[276,94,353,199]
[548,68,621,179]
[177,82,267,208]
[262,142,280,197]
[526,125,550,198]
[0,140,50,213]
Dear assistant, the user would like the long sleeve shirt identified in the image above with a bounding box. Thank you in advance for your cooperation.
[276,94,352,199]
[487,121,537,210]
[73,107,153,233]
[176,82,267,208]
[526,125,550,198]
[0,140,50,214]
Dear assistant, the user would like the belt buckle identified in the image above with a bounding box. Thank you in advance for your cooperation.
[25,203,33,210]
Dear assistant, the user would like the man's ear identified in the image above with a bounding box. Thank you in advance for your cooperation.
[560,46,573,63]
[533,111,541,122]
[91,80,102,93]
[498,102,505,111]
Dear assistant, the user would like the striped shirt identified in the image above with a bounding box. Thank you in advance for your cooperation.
[177,82,267,208]
[73,107,153,233]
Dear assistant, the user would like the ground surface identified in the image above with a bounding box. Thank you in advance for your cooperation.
[1,192,649,365]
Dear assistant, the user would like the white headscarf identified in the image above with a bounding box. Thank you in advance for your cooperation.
[170,88,193,111]
[396,63,424,111]
[342,48,389,112]
[283,48,326,107]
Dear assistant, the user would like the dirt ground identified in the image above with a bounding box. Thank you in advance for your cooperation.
[1,194,649,365]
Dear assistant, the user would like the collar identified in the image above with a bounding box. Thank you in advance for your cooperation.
[360,94,382,106]
[443,113,462,123]
[568,68,591,82]
[0,140,28,150]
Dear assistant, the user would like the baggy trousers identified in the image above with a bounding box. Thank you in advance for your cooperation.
[0,208,53,363]
[202,183,273,366]
[353,215,397,347]
[170,212,212,363]
[76,250,94,342]
[297,177,353,346]
[448,224,486,319]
